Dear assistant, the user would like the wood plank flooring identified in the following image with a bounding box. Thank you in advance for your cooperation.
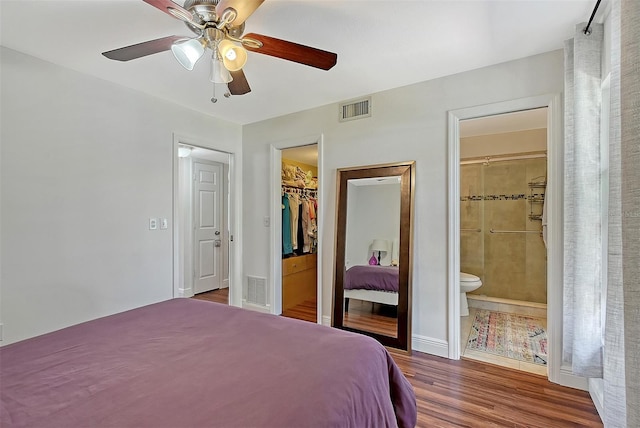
[389,349,602,427]
[192,289,602,427]
[343,299,398,337]
[192,288,229,305]
[282,297,317,322]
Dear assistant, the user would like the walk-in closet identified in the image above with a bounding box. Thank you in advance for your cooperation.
[280,145,318,322]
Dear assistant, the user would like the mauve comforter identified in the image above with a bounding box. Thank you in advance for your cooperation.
[0,299,416,428]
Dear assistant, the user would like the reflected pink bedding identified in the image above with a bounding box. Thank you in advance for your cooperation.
[1,298,416,427]
[345,265,399,292]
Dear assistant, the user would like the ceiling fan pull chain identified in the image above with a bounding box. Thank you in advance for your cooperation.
[211,83,217,103]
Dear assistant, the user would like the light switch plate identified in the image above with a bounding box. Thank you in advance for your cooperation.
[149,218,158,230]
[263,216,270,227]
[160,218,168,230]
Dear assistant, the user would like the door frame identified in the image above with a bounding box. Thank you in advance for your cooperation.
[173,133,243,308]
[269,134,324,324]
[447,94,585,389]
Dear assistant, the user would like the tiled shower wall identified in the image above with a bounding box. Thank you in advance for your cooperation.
[460,158,547,303]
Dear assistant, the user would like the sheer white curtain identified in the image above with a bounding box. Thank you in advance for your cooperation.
[563,22,604,377]
[604,1,640,426]
[565,1,639,425]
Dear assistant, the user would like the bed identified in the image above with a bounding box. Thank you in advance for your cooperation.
[0,298,416,428]
[344,265,400,309]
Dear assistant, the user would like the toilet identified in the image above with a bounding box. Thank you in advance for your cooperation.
[460,272,482,316]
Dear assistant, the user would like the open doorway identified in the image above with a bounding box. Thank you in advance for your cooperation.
[268,134,324,324]
[447,94,582,387]
[457,108,548,376]
[176,144,231,305]
[280,144,318,322]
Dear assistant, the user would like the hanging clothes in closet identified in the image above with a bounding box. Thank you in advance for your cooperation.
[282,194,293,256]
[282,186,318,257]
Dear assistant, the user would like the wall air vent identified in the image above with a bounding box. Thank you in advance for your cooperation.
[339,97,371,122]
[246,275,268,306]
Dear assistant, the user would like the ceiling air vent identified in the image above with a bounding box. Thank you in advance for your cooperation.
[339,97,371,122]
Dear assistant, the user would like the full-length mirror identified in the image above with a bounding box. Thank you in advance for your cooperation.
[332,162,414,351]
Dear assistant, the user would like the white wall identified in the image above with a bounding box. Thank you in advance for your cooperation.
[242,50,564,353]
[345,182,400,267]
[460,128,547,159]
[0,47,241,344]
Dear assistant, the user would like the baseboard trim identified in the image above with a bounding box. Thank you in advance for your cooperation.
[412,334,449,358]
[559,364,589,391]
[178,287,193,298]
[588,378,605,421]
[242,301,271,314]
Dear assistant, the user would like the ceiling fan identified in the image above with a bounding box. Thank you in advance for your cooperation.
[102,0,338,100]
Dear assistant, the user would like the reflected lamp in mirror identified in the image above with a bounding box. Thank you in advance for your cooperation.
[371,239,389,265]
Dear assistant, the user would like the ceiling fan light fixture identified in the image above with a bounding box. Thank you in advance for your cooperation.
[171,38,205,71]
[217,8,238,28]
[218,39,247,71]
[210,54,233,84]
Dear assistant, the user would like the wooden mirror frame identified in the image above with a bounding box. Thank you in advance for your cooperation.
[332,161,414,352]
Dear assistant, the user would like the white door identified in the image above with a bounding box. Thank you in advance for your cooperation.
[193,161,223,294]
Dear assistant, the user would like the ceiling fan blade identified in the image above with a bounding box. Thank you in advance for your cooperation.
[102,36,184,61]
[143,0,194,23]
[228,70,251,95]
[216,0,265,26]
[243,33,337,71]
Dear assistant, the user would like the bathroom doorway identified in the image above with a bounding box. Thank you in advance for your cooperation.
[447,94,576,387]
[458,108,548,376]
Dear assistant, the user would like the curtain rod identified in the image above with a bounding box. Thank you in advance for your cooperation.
[460,152,547,165]
[583,0,602,34]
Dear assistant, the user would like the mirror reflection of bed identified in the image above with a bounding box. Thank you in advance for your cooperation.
[343,264,399,337]
[342,176,401,338]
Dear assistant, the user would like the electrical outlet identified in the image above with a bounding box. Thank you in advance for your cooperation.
[149,218,158,230]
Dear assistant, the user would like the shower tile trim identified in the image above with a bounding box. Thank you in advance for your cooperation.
[460,193,545,202]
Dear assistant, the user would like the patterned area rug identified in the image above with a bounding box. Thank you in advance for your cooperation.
[467,309,548,366]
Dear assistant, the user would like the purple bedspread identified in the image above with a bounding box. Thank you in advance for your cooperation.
[345,265,400,292]
[0,299,416,428]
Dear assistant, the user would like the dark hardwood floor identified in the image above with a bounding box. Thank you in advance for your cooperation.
[282,297,317,323]
[389,349,602,427]
[343,298,398,337]
[192,288,602,427]
[192,288,229,305]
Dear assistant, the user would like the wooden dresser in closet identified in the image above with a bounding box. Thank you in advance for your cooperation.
[282,253,317,310]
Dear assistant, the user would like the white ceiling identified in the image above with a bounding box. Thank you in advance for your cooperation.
[0,0,598,125]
